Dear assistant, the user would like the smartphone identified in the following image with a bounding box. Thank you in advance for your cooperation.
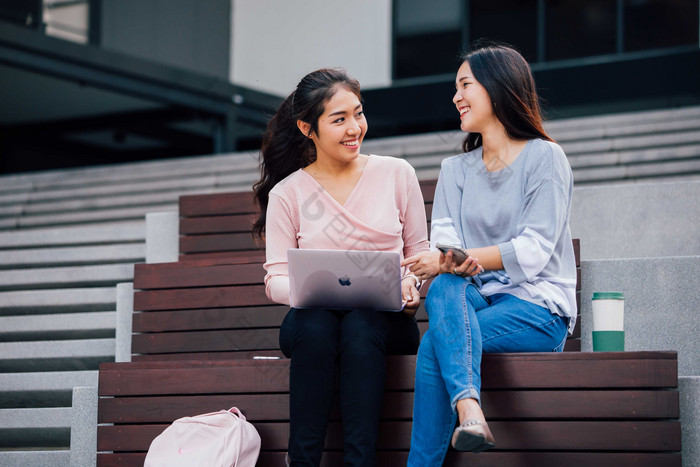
[435,243,470,265]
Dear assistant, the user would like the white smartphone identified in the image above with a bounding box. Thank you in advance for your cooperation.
[435,243,470,265]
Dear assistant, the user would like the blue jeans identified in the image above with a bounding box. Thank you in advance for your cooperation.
[279,308,419,467]
[407,274,568,466]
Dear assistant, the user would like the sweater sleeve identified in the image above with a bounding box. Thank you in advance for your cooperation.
[401,165,430,259]
[263,192,298,305]
[499,176,570,284]
[430,159,464,249]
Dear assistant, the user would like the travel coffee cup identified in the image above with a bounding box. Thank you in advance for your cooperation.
[591,292,625,351]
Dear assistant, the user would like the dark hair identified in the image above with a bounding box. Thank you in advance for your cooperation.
[252,69,362,239]
[460,44,553,153]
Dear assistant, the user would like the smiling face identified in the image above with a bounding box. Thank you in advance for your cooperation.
[300,87,367,166]
[453,61,498,134]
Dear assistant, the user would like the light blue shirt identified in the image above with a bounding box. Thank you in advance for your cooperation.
[431,139,578,334]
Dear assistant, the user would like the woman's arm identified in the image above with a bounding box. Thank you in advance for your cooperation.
[400,165,430,259]
[498,176,571,284]
[263,193,298,305]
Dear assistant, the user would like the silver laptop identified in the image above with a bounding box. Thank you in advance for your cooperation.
[287,249,405,312]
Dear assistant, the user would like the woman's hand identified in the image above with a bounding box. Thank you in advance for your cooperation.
[402,251,441,281]
[401,276,421,316]
[439,251,483,277]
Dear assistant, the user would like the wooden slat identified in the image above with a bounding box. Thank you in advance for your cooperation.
[98,352,678,397]
[132,305,288,332]
[97,420,681,452]
[179,191,257,217]
[180,232,259,254]
[179,250,265,262]
[131,319,580,355]
[177,182,438,219]
[97,388,677,424]
[180,213,257,235]
[133,284,271,311]
[135,258,580,291]
[132,350,285,361]
[131,328,280,354]
[134,262,265,289]
[97,451,681,467]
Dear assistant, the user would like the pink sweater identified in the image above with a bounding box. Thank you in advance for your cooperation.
[263,155,429,305]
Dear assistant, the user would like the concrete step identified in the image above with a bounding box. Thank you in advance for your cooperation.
[0,107,696,202]
[0,311,116,341]
[548,117,700,144]
[0,244,144,269]
[0,173,252,219]
[680,376,700,467]
[414,158,700,186]
[568,142,700,169]
[0,187,200,218]
[0,450,69,467]
[0,338,115,372]
[547,104,700,128]
[0,407,71,448]
[0,371,98,408]
[0,221,144,249]
[0,264,133,291]
[0,287,116,314]
[362,114,700,159]
[0,149,259,191]
[561,128,700,156]
[547,115,700,143]
[402,141,700,181]
[571,180,700,261]
[0,166,259,210]
[0,204,176,230]
[580,255,700,377]
[573,157,700,184]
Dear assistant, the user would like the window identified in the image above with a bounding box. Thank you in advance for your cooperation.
[624,0,699,51]
[0,0,42,29]
[392,0,700,79]
[394,0,463,79]
[43,0,89,44]
[545,0,617,60]
[470,0,538,63]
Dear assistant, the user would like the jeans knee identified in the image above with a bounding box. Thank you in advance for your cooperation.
[426,273,459,305]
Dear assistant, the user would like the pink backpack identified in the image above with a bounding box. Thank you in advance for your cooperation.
[144,407,261,467]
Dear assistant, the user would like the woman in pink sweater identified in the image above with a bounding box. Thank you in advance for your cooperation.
[253,69,429,467]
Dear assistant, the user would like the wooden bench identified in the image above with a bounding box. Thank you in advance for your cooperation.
[96,181,681,466]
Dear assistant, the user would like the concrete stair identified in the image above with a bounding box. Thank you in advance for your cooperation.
[0,105,699,465]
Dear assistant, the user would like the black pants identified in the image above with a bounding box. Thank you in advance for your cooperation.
[279,308,420,467]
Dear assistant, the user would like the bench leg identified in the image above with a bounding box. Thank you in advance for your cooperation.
[116,283,134,363]
[69,386,98,467]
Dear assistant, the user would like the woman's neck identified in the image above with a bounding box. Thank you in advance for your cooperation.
[480,126,527,172]
[306,154,367,179]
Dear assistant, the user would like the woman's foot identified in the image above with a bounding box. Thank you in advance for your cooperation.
[451,398,495,452]
[451,419,495,452]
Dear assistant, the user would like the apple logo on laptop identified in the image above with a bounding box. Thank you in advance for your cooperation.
[338,276,351,286]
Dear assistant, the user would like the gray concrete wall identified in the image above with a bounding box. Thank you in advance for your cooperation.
[580,256,700,376]
[101,0,230,80]
[680,376,700,467]
[570,180,700,260]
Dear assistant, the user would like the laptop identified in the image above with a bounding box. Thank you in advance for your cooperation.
[287,249,405,312]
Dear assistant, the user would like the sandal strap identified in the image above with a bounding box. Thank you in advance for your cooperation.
[458,419,483,428]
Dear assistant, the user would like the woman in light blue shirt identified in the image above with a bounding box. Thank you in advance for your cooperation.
[403,44,577,465]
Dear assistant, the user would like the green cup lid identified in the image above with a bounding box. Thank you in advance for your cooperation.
[592,292,624,300]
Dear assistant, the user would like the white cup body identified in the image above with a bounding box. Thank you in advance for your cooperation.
[591,299,624,331]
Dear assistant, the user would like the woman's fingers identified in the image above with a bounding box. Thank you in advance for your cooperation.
[453,256,482,277]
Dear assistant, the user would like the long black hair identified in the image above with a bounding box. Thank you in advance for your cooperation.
[460,44,553,153]
[252,69,362,240]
